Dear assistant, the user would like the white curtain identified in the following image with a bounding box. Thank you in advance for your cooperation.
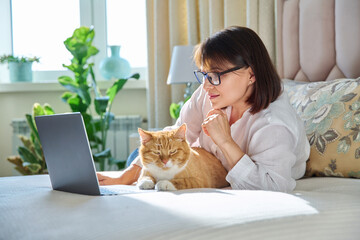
[146,0,275,129]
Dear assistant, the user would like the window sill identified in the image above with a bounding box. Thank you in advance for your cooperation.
[0,79,147,93]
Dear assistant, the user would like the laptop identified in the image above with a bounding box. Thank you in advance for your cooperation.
[35,112,142,196]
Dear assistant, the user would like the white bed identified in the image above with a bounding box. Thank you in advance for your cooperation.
[1,0,360,239]
[0,174,359,239]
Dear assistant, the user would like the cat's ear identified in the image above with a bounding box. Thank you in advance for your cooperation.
[174,123,187,140]
[138,128,152,144]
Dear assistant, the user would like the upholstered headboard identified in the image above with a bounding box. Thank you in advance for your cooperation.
[276,0,360,82]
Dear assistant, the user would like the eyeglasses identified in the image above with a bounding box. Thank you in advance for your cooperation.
[193,66,242,86]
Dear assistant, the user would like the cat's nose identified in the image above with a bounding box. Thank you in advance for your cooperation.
[162,159,169,165]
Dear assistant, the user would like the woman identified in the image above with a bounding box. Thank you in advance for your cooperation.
[97,26,310,192]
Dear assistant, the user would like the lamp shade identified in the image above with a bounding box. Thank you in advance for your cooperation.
[167,45,198,85]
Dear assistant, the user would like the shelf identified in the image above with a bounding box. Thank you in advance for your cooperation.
[0,79,147,93]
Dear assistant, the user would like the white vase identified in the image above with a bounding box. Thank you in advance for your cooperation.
[99,45,131,80]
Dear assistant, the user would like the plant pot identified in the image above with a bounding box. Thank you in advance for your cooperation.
[9,62,33,82]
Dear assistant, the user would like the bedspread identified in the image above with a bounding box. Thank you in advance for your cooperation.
[0,175,359,240]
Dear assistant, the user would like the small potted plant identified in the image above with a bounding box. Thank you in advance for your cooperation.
[7,103,54,175]
[0,54,40,82]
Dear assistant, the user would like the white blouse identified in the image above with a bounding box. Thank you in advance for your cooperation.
[133,85,310,192]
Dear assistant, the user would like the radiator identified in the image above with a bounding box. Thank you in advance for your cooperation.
[11,115,142,171]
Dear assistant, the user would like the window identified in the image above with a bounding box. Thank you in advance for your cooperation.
[106,0,147,68]
[12,0,80,71]
[0,0,147,83]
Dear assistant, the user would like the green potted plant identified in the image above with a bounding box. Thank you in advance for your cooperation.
[7,103,54,175]
[0,55,40,82]
[58,26,140,171]
[169,96,190,120]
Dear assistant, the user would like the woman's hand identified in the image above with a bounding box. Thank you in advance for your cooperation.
[202,109,245,170]
[97,173,119,185]
[202,109,233,146]
[97,164,142,186]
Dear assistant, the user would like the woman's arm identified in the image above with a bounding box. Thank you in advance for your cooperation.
[201,109,245,169]
[225,125,298,192]
[202,109,298,192]
[97,164,142,185]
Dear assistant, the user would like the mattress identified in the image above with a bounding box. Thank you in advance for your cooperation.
[0,175,359,239]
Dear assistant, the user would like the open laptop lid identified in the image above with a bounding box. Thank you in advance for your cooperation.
[35,112,101,195]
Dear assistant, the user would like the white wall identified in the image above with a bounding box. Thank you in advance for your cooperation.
[0,86,147,177]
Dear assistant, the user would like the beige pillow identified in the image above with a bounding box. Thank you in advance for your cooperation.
[283,78,360,178]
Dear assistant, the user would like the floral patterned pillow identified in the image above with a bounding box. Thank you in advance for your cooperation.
[283,78,360,178]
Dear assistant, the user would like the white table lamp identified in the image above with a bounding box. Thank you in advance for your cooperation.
[167,45,198,98]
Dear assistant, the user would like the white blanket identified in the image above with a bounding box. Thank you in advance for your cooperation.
[1,175,359,239]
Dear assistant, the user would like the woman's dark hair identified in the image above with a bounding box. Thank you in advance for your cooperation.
[194,26,281,114]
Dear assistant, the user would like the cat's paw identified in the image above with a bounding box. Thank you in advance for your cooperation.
[137,179,155,190]
[155,180,177,191]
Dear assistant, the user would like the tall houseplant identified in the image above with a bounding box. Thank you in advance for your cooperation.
[58,26,140,171]
[7,103,54,175]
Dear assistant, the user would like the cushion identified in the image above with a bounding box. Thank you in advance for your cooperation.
[283,78,360,178]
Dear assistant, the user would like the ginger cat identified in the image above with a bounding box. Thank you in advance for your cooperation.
[137,124,229,191]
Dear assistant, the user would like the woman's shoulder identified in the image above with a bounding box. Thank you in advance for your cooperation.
[251,91,301,133]
[191,85,207,100]
[185,85,212,112]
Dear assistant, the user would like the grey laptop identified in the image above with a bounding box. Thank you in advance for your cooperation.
[35,112,131,196]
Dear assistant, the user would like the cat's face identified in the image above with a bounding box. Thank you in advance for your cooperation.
[138,124,191,171]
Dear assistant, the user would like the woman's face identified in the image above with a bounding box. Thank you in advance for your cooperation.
[202,64,255,110]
